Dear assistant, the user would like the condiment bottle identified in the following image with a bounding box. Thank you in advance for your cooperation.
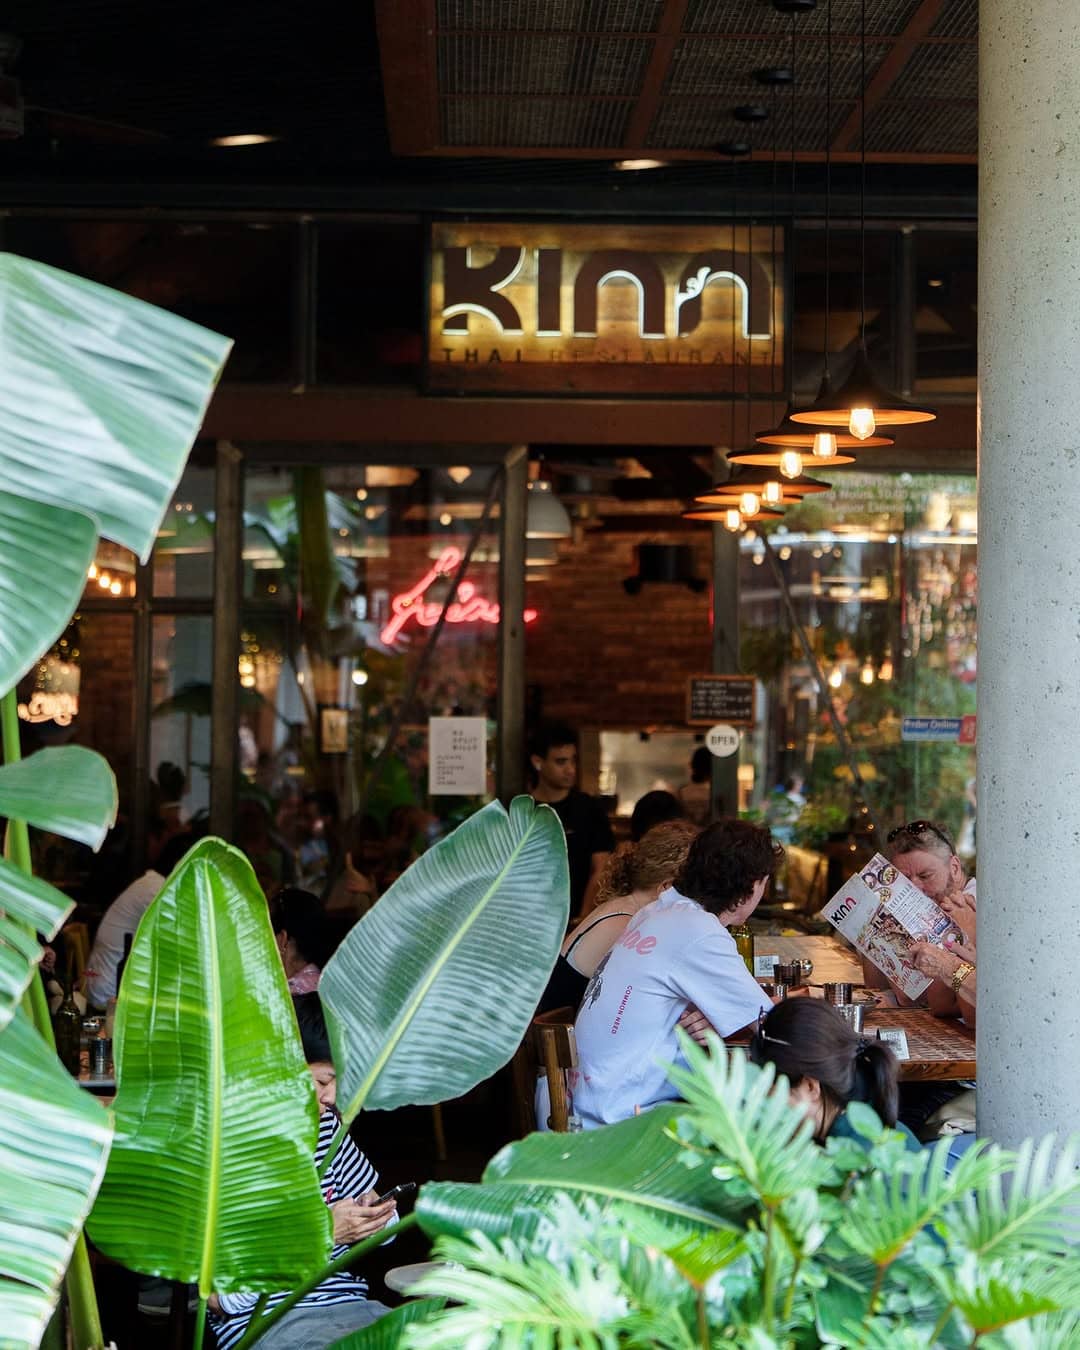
[730,922,754,973]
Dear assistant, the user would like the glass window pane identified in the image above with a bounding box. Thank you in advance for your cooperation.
[242,460,499,898]
[150,616,213,828]
[19,612,134,894]
[739,473,977,879]
[5,218,294,382]
[84,542,137,602]
[915,229,977,396]
[153,462,216,598]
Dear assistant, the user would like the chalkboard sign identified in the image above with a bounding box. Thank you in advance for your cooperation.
[686,675,757,728]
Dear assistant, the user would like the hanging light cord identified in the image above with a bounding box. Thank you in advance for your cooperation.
[730,151,738,455]
[769,83,779,418]
[859,0,867,347]
[823,0,832,377]
[787,13,797,403]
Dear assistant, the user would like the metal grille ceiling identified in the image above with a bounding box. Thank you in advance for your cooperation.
[384,0,978,163]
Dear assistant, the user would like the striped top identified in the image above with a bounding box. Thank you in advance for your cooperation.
[210,1110,378,1350]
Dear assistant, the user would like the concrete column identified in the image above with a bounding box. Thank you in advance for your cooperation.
[978,0,1080,1144]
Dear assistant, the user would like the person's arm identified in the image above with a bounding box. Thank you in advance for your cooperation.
[669,928,770,1039]
[910,941,976,1018]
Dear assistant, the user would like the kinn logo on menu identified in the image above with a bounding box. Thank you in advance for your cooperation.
[427,221,784,396]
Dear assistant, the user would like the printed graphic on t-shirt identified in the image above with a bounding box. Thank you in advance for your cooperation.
[584,949,611,1008]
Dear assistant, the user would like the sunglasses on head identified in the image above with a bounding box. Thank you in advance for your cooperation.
[885,819,954,851]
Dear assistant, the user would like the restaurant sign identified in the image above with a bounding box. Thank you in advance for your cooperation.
[428,221,784,396]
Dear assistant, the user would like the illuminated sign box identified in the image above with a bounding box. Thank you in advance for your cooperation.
[427,221,784,396]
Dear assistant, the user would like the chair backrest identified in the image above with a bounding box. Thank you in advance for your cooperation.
[532,1006,578,1132]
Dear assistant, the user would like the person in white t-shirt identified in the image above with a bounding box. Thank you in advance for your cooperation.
[570,818,782,1130]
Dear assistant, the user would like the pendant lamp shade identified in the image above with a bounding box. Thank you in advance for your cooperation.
[789,346,937,430]
[526,479,572,539]
[730,440,856,470]
[682,504,784,524]
[693,470,832,505]
[753,399,894,450]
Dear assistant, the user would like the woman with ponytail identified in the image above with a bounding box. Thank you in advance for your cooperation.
[750,998,921,1150]
[536,819,699,1014]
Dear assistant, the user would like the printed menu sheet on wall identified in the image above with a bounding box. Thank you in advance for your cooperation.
[819,853,960,999]
[428,716,487,796]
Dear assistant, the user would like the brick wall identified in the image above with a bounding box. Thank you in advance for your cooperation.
[524,529,713,729]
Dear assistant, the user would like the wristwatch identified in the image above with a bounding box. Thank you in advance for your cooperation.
[950,959,976,994]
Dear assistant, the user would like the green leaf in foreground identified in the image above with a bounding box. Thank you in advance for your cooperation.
[0,1009,112,1350]
[0,856,76,1033]
[0,491,97,697]
[326,1298,447,1349]
[417,1105,742,1246]
[321,794,569,1120]
[88,838,329,1297]
[0,252,232,560]
[0,746,118,849]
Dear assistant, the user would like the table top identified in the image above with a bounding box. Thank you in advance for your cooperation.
[863,1008,976,1082]
[384,1261,455,1295]
[752,933,863,987]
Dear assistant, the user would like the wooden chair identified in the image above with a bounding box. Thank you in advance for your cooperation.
[510,1005,579,1134]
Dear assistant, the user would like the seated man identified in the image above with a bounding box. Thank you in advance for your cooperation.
[869,820,976,1019]
[570,818,780,1130]
[209,994,395,1350]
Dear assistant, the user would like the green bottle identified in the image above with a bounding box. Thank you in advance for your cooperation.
[53,967,82,1077]
[730,923,754,974]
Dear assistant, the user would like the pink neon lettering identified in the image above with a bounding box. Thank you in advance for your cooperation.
[380,547,539,645]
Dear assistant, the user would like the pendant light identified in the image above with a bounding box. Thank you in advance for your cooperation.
[692,465,832,507]
[790,0,935,434]
[683,504,785,529]
[525,478,572,539]
[732,7,864,480]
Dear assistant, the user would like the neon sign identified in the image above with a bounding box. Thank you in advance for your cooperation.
[380,547,538,646]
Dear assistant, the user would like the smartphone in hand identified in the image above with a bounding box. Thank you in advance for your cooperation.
[374,1181,417,1205]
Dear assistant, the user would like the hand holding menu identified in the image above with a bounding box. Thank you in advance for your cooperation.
[819,853,958,999]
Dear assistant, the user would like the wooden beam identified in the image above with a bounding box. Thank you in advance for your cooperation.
[375,0,440,155]
[203,385,976,465]
[831,0,948,153]
[412,144,976,165]
[623,0,690,153]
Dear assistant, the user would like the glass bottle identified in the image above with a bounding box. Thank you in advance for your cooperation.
[53,968,82,1077]
[730,922,754,973]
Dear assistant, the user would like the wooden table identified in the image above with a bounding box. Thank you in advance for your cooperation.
[752,934,863,986]
[863,1009,976,1082]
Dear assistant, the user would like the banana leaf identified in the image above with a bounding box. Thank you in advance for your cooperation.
[0,857,77,1034]
[0,253,232,563]
[0,1009,112,1350]
[320,794,569,1121]
[416,1106,743,1246]
[0,492,96,699]
[0,746,118,850]
[87,838,330,1296]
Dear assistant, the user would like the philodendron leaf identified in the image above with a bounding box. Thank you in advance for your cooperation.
[0,253,232,561]
[0,746,117,849]
[321,794,569,1119]
[0,858,76,1033]
[0,1009,113,1350]
[0,491,97,697]
[87,838,329,1297]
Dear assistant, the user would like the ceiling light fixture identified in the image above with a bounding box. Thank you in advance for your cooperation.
[790,0,935,436]
[525,479,572,539]
[209,132,279,147]
[613,158,668,171]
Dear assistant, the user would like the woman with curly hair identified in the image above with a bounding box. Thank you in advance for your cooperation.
[537,819,699,1015]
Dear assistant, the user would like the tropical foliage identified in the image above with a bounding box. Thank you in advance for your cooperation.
[0,253,231,1348]
[344,1038,1080,1350]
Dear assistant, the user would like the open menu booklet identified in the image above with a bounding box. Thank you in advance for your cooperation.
[819,852,959,999]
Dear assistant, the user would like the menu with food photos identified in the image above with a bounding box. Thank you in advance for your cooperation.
[819,853,959,999]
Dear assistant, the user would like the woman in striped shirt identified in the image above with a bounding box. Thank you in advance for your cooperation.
[209,994,396,1350]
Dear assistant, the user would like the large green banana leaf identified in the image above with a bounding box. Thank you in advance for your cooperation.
[0,857,77,1034]
[416,1106,742,1247]
[0,492,97,699]
[87,838,331,1296]
[0,253,232,562]
[0,1009,112,1350]
[0,747,117,850]
[320,795,569,1121]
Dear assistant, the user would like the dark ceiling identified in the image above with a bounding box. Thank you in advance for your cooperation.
[0,0,976,216]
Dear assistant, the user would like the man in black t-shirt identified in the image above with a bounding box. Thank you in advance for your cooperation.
[529,721,614,917]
